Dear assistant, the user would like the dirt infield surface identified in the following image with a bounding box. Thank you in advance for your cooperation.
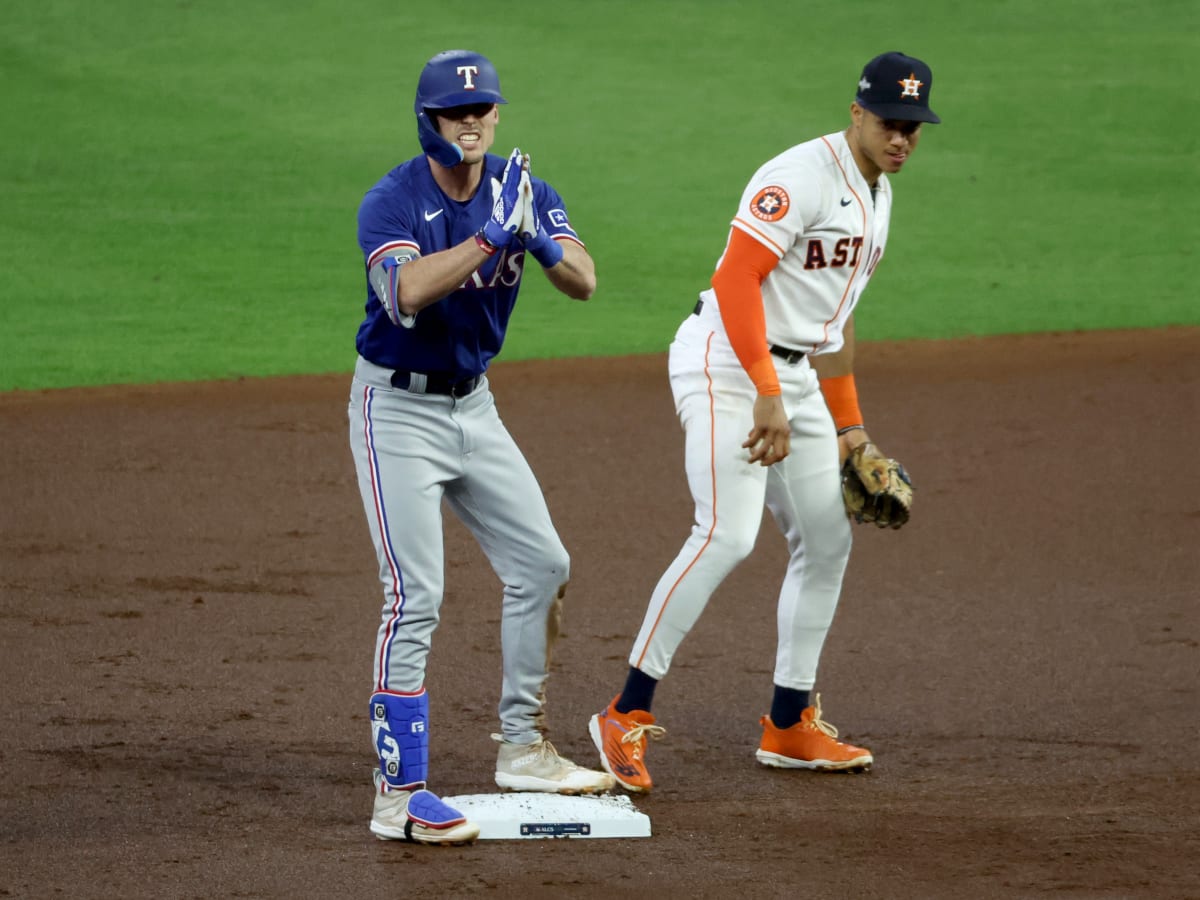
[2,328,1198,899]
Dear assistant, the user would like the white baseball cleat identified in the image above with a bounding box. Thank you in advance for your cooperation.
[493,734,616,795]
[370,769,480,844]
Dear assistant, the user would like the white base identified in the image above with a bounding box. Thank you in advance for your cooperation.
[442,792,651,840]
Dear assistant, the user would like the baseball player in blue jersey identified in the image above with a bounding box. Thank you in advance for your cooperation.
[348,49,614,845]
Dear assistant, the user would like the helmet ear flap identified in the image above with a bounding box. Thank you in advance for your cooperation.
[417,111,465,168]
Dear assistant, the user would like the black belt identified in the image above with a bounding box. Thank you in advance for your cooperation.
[769,345,807,365]
[390,370,482,397]
[691,299,807,364]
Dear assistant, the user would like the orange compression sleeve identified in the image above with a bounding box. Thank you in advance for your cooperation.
[709,228,782,395]
[819,373,864,432]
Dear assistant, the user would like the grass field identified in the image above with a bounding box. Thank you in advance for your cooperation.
[2,0,1196,390]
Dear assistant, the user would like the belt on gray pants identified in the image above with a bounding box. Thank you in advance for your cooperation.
[691,299,807,364]
[390,369,482,397]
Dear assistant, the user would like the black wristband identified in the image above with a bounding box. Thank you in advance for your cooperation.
[837,424,866,436]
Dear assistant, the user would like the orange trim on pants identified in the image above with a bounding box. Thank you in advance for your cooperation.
[634,330,720,671]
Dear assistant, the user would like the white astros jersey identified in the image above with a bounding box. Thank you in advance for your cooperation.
[616,53,938,785]
[718,130,891,355]
[629,131,887,687]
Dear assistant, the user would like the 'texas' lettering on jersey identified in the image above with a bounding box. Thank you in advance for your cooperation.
[459,248,525,290]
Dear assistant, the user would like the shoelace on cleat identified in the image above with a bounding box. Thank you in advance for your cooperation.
[806,694,842,740]
[622,722,666,746]
[534,739,573,768]
[495,735,582,771]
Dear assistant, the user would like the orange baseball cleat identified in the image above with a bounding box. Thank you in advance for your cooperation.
[756,695,873,771]
[588,694,666,793]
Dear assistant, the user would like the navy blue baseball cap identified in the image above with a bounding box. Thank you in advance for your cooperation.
[854,52,941,124]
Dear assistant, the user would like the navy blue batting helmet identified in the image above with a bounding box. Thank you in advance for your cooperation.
[414,50,507,167]
[414,50,507,114]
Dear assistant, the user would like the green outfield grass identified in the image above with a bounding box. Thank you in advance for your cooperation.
[1,0,1196,390]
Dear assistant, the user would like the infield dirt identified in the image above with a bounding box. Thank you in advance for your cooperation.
[2,328,1197,899]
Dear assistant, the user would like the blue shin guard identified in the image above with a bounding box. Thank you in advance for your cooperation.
[370,690,429,790]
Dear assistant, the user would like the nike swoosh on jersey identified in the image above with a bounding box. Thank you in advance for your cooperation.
[424,208,444,221]
[840,198,852,207]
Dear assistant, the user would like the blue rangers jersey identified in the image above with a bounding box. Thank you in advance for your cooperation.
[356,152,582,380]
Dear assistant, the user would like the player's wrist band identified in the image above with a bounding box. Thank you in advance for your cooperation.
[474,229,499,256]
[525,231,564,268]
[837,424,866,435]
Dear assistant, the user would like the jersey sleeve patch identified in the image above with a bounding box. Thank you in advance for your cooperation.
[749,185,790,222]
[543,207,580,242]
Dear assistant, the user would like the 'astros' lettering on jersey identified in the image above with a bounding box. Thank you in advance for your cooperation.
[356,153,583,379]
[708,131,892,355]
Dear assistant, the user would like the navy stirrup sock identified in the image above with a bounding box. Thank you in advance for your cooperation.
[769,686,811,730]
[616,667,658,714]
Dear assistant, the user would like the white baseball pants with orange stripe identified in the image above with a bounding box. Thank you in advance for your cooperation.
[629,304,852,691]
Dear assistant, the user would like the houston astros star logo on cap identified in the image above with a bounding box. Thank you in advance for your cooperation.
[854,52,941,123]
[898,73,924,99]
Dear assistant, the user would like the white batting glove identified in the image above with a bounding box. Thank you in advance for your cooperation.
[516,154,563,268]
[517,161,536,240]
[479,147,525,251]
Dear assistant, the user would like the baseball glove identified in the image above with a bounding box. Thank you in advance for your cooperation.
[841,443,913,529]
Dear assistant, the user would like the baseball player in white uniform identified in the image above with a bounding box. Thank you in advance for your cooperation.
[589,52,941,792]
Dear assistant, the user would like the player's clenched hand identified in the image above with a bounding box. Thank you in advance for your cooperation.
[743,395,790,466]
[479,148,526,250]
